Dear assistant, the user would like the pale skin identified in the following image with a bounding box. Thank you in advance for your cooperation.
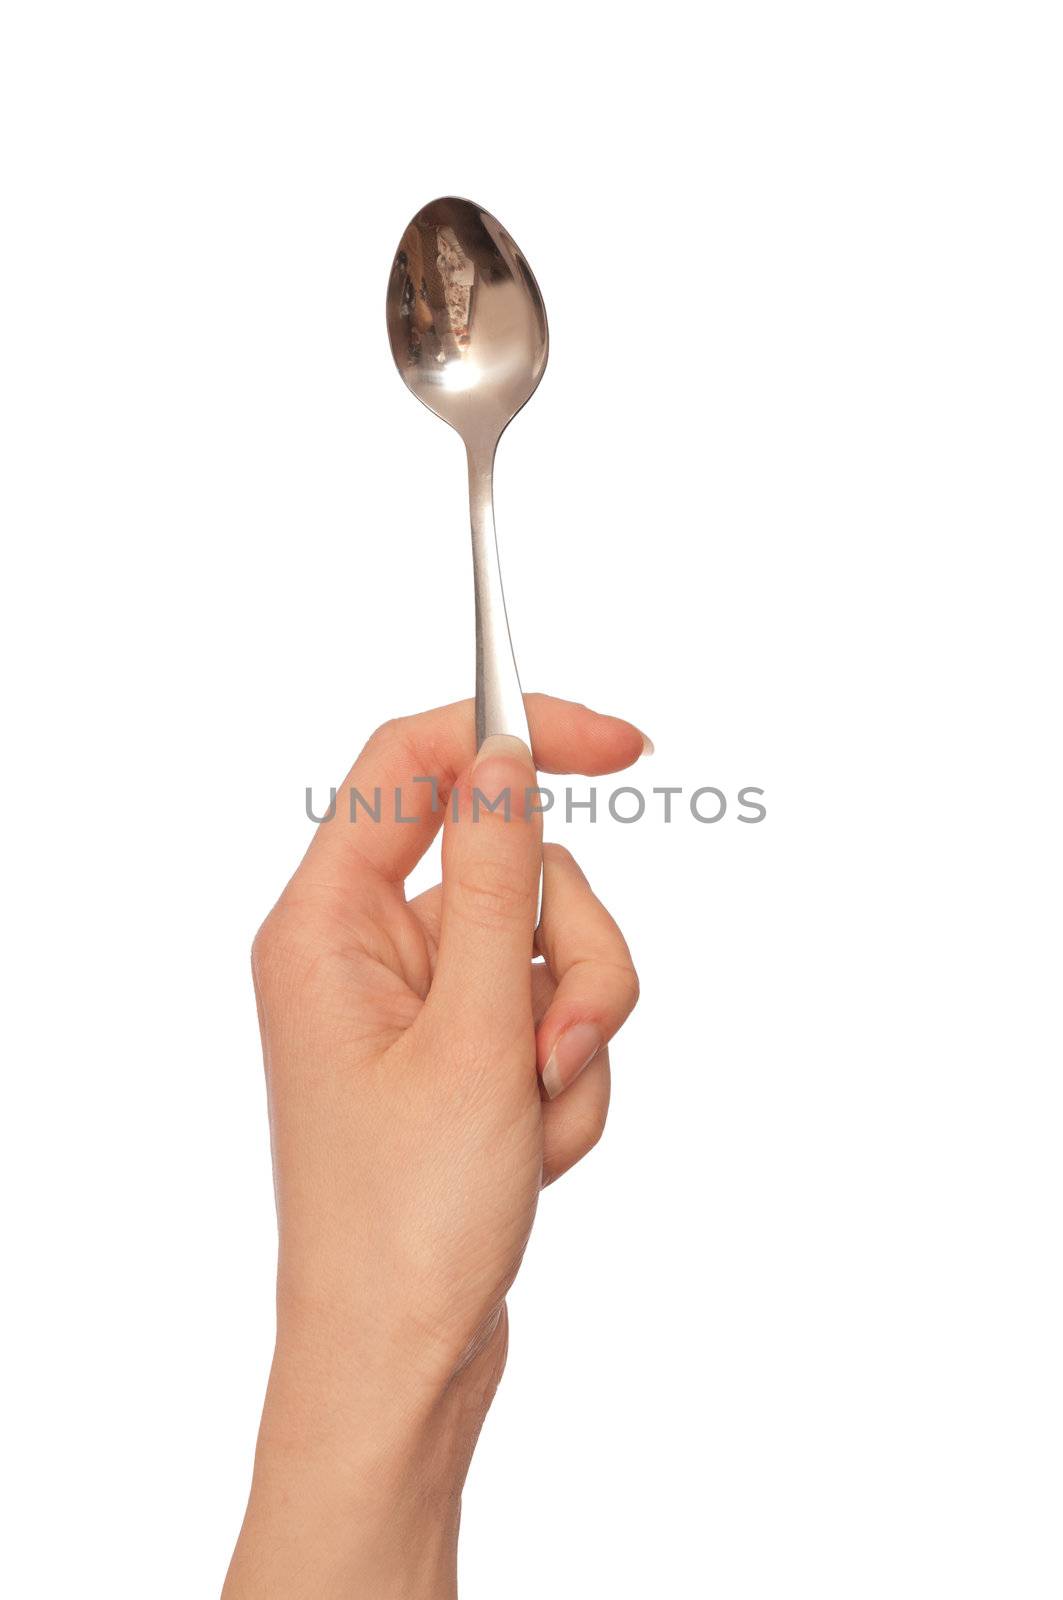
[223,694,646,1597]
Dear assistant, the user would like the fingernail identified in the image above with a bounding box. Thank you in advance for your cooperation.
[542,1022,604,1100]
[473,734,533,773]
[640,732,655,756]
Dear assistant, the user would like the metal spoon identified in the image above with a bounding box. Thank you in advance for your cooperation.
[386,196,548,751]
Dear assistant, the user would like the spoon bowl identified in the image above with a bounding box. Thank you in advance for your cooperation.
[386,196,548,448]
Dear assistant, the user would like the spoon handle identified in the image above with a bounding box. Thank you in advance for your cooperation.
[467,441,532,750]
[466,439,543,931]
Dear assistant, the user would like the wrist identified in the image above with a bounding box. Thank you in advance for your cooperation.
[224,1306,508,1599]
[227,1440,458,1600]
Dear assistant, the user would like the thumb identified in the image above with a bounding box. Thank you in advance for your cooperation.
[431,734,542,1036]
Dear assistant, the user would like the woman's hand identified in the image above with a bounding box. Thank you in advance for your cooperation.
[223,695,645,1599]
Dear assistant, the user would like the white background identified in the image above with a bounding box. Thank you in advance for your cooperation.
[2,4,1060,1595]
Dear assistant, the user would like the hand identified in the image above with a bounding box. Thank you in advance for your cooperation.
[223,695,645,1599]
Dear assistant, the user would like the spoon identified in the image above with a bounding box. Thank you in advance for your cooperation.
[386,196,548,751]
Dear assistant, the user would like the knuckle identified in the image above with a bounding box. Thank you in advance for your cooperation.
[542,841,577,871]
[587,955,639,1013]
[571,1106,608,1162]
[582,1112,607,1155]
[542,1098,610,1187]
[250,915,281,989]
[250,900,311,990]
[454,857,531,925]
[592,956,639,1018]
[363,715,402,756]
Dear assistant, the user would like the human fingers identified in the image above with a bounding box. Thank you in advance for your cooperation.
[534,844,639,1101]
[298,696,648,895]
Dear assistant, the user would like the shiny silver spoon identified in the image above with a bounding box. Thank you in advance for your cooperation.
[386,196,548,750]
